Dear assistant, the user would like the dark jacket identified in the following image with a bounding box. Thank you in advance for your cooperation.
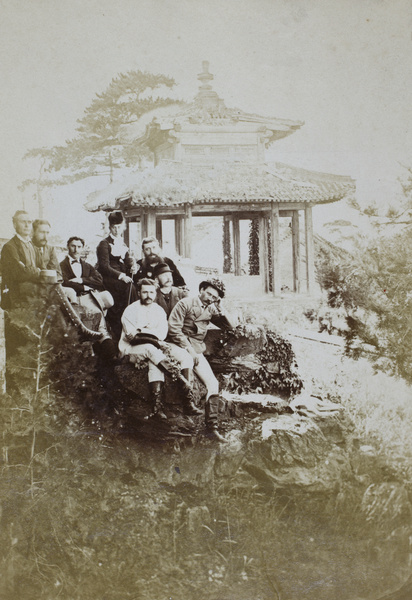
[0,236,40,309]
[96,236,132,281]
[33,244,62,277]
[60,256,104,295]
[155,286,188,318]
[135,257,186,287]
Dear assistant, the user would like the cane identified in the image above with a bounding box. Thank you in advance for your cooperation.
[127,281,134,306]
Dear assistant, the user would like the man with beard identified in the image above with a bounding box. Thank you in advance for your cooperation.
[119,278,201,420]
[153,262,188,318]
[134,236,186,288]
[168,278,236,442]
[31,219,62,279]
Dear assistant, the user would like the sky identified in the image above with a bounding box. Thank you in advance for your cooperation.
[0,0,411,240]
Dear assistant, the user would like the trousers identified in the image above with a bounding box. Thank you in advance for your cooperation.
[193,353,219,398]
[124,342,194,383]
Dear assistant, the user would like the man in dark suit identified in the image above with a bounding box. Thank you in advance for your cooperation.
[1,210,41,309]
[153,262,188,318]
[135,236,186,288]
[60,236,116,358]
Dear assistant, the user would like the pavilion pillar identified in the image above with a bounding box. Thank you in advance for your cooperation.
[174,217,184,256]
[156,219,163,246]
[292,210,301,293]
[258,215,269,293]
[140,211,147,239]
[270,203,280,296]
[305,205,315,294]
[124,219,130,247]
[183,203,192,258]
[223,215,232,273]
[146,209,157,238]
[232,215,241,276]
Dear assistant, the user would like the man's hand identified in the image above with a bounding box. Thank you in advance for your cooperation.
[126,328,141,343]
[69,277,83,284]
[119,273,133,284]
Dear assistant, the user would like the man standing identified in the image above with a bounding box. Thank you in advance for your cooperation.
[60,236,116,359]
[153,262,188,318]
[168,278,236,442]
[135,236,186,288]
[31,219,62,278]
[0,210,40,309]
[119,279,201,419]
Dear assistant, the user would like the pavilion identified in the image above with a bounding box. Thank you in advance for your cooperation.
[86,62,355,295]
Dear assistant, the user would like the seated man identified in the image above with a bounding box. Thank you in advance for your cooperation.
[135,236,186,288]
[60,236,116,359]
[1,210,41,309]
[119,278,201,419]
[168,277,236,442]
[153,262,189,318]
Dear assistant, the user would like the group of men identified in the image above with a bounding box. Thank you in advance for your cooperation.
[1,210,236,441]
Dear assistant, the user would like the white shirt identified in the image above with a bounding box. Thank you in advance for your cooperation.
[70,258,82,279]
[118,300,168,357]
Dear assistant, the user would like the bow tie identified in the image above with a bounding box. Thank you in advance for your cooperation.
[71,259,80,264]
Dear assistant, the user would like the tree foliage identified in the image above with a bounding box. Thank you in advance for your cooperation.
[24,70,181,184]
[315,229,412,382]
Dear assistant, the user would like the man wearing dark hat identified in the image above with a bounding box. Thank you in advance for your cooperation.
[60,236,117,359]
[96,211,138,340]
[135,236,186,288]
[168,277,236,442]
[153,262,189,318]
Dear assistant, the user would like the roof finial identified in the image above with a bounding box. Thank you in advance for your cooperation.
[198,61,214,91]
[196,61,223,112]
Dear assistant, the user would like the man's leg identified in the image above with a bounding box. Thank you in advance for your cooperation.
[124,344,167,419]
[193,353,219,398]
[193,354,227,440]
[165,344,202,415]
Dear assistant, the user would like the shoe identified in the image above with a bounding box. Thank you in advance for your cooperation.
[205,427,228,443]
[183,401,203,416]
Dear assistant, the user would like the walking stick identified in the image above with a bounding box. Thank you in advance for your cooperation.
[127,281,133,306]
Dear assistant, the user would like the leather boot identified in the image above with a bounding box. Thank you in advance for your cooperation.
[180,369,203,415]
[146,381,167,420]
[158,361,202,415]
[205,394,228,443]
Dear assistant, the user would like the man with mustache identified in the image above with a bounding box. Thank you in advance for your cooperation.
[168,278,236,442]
[134,236,186,288]
[153,262,188,318]
[119,278,200,420]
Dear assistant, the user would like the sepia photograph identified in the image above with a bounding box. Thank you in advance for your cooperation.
[0,1,411,598]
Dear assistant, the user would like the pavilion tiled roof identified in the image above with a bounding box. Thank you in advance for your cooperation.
[85,161,355,212]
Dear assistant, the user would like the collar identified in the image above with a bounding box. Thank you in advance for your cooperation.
[70,257,81,263]
[16,234,32,244]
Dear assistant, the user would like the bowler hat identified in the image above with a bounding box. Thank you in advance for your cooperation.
[153,262,172,278]
[199,277,226,298]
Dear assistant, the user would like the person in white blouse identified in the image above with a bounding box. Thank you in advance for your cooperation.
[119,278,201,420]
